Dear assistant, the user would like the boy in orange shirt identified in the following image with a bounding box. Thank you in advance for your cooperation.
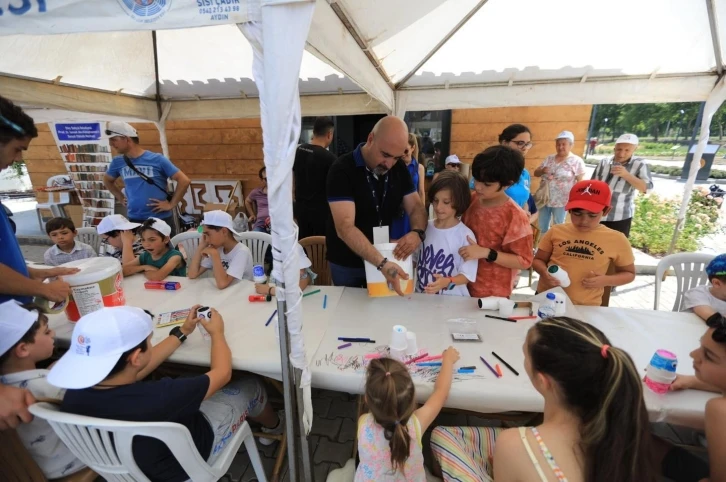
[460,146,533,298]
[533,180,636,305]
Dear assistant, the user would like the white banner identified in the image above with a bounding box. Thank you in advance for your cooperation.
[0,0,259,35]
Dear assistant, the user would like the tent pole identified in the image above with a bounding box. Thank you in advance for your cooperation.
[586,104,598,157]
[706,0,724,75]
[151,30,163,122]
[667,77,726,254]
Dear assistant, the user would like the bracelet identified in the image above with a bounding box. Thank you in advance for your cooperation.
[268,285,274,295]
[376,258,388,271]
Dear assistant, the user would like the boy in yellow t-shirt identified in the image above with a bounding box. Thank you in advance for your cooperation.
[533,180,636,306]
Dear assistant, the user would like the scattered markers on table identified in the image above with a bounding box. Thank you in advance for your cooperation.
[405,353,429,365]
[337,337,376,343]
[265,310,277,327]
[323,294,327,309]
[509,315,537,320]
[492,351,520,376]
[338,342,352,350]
[416,362,442,367]
[458,368,475,374]
[484,314,516,323]
[495,364,503,377]
[303,289,321,298]
[480,355,501,378]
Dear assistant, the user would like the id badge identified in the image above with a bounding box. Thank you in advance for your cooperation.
[373,226,390,245]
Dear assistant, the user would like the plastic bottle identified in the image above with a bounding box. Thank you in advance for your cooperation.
[253,265,267,284]
[537,293,557,320]
[547,265,571,288]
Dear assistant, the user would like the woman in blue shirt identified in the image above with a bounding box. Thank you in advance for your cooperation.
[499,124,533,208]
[391,133,425,240]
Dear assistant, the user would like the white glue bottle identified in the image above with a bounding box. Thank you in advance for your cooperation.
[547,265,571,288]
[537,293,557,320]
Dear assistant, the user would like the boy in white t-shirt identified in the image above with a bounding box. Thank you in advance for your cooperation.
[188,211,254,288]
[255,241,317,297]
[416,171,478,296]
[683,254,726,322]
[0,301,85,479]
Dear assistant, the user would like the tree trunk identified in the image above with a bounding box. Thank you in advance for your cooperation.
[720,123,723,141]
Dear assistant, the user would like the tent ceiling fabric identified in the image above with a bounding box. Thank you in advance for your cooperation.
[0,0,723,117]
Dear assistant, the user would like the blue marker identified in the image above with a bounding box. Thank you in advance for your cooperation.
[416,362,442,367]
[323,294,328,309]
[458,368,475,374]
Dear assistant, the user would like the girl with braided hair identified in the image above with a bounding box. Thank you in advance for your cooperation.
[355,347,459,481]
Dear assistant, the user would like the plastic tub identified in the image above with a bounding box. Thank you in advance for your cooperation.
[364,243,414,297]
[60,257,125,321]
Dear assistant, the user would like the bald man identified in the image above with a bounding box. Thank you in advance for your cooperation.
[326,116,427,294]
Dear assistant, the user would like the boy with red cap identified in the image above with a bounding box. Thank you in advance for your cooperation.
[533,180,636,305]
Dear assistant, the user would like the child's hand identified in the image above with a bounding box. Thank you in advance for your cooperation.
[582,271,608,289]
[670,374,698,391]
[543,272,561,287]
[255,283,272,295]
[120,230,136,245]
[204,308,225,336]
[202,246,218,258]
[442,346,460,366]
[459,236,488,262]
[424,273,451,294]
[180,304,201,336]
[144,265,159,272]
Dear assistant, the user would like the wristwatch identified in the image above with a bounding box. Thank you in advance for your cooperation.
[446,277,456,291]
[412,229,426,243]
[486,249,498,263]
[169,326,187,343]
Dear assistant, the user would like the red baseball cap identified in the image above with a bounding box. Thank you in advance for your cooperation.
[565,180,612,213]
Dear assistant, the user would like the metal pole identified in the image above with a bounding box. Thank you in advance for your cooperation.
[586,104,598,156]
[277,288,314,482]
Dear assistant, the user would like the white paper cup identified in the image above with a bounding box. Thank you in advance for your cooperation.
[390,325,408,350]
[405,332,418,356]
[478,297,506,310]
[389,346,406,361]
[498,299,515,317]
[553,293,567,316]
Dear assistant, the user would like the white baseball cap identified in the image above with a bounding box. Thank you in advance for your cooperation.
[616,133,639,146]
[105,121,138,138]
[202,210,242,235]
[141,217,172,237]
[556,131,575,142]
[48,306,153,389]
[0,301,39,358]
[445,155,461,165]
[97,214,141,235]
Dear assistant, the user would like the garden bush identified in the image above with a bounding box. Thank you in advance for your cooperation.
[630,188,722,255]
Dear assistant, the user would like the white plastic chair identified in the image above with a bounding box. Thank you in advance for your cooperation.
[29,402,267,482]
[77,227,102,255]
[655,253,714,311]
[235,231,272,267]
[36,175,72,230]
[171,231,203,261]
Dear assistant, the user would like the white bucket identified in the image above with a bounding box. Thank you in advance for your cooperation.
[60,257,125,322]
[363,243,414,297]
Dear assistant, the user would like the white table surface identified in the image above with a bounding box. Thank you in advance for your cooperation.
[310,288,716,430]
[48,276,344,380]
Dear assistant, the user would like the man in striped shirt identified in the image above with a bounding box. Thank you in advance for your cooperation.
[591,133,653,237]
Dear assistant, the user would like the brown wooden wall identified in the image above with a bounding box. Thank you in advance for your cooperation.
[25,119,265,205]
[450,105,593,191]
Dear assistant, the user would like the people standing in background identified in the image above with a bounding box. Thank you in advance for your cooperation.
[533,130,586,234]
[498,124,533,209]
[391,134,426,240]
[432,155,462,183]
[588,137,598,156]
[591,134,653,237]
[245,167,270,233]
[294,117,336,239]
[104,122,190,238]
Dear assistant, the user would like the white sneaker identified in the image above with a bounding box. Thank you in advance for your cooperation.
[259,410,285,446]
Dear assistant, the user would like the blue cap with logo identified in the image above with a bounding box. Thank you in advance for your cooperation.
[707,254,726,278]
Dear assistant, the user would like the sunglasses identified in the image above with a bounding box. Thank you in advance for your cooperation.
[0,114,25,136]
[706,313,726,342]
[104,130,126,137]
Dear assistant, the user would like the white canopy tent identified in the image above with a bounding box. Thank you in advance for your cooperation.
[1,1,725,478]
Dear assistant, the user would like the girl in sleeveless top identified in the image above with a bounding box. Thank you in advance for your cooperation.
[355,348,459,482]
[431,317,656,482]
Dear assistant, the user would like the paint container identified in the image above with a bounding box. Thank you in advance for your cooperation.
[644,350,678,394]
[61,258,125,322]
[364,244,414,297]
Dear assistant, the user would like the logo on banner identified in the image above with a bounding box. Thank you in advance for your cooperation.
[117,0,171,23]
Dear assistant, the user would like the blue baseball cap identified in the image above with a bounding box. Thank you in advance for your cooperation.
[706,254,726,278]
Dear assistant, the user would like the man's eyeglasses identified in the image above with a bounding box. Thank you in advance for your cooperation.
[707,313,726,342]
[0,114,26,136]
[509,140,534,149]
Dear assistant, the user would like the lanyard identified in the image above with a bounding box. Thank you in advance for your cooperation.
[365,168,389,227]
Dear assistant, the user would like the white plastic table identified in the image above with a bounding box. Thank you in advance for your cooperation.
[48,275,344,380]
[309,288,716,430]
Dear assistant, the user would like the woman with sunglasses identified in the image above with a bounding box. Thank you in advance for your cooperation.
[666,313,724,480]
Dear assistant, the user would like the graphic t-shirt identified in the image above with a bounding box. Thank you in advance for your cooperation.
[139,249,187,276]
[1,370,84,479]
[537,223,635,306]
[201,243,254,281]
[106,151,179,220]
[416,220,478,296]
[462,195,533,298]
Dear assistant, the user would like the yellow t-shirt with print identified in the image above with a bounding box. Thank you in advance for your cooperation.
[537,223,634,306]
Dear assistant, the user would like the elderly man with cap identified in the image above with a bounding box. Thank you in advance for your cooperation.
[103,122,190,237]
[590,133,653,237]
[533,130,586,234]
[433,154,463,183]
[326,116,427,294]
